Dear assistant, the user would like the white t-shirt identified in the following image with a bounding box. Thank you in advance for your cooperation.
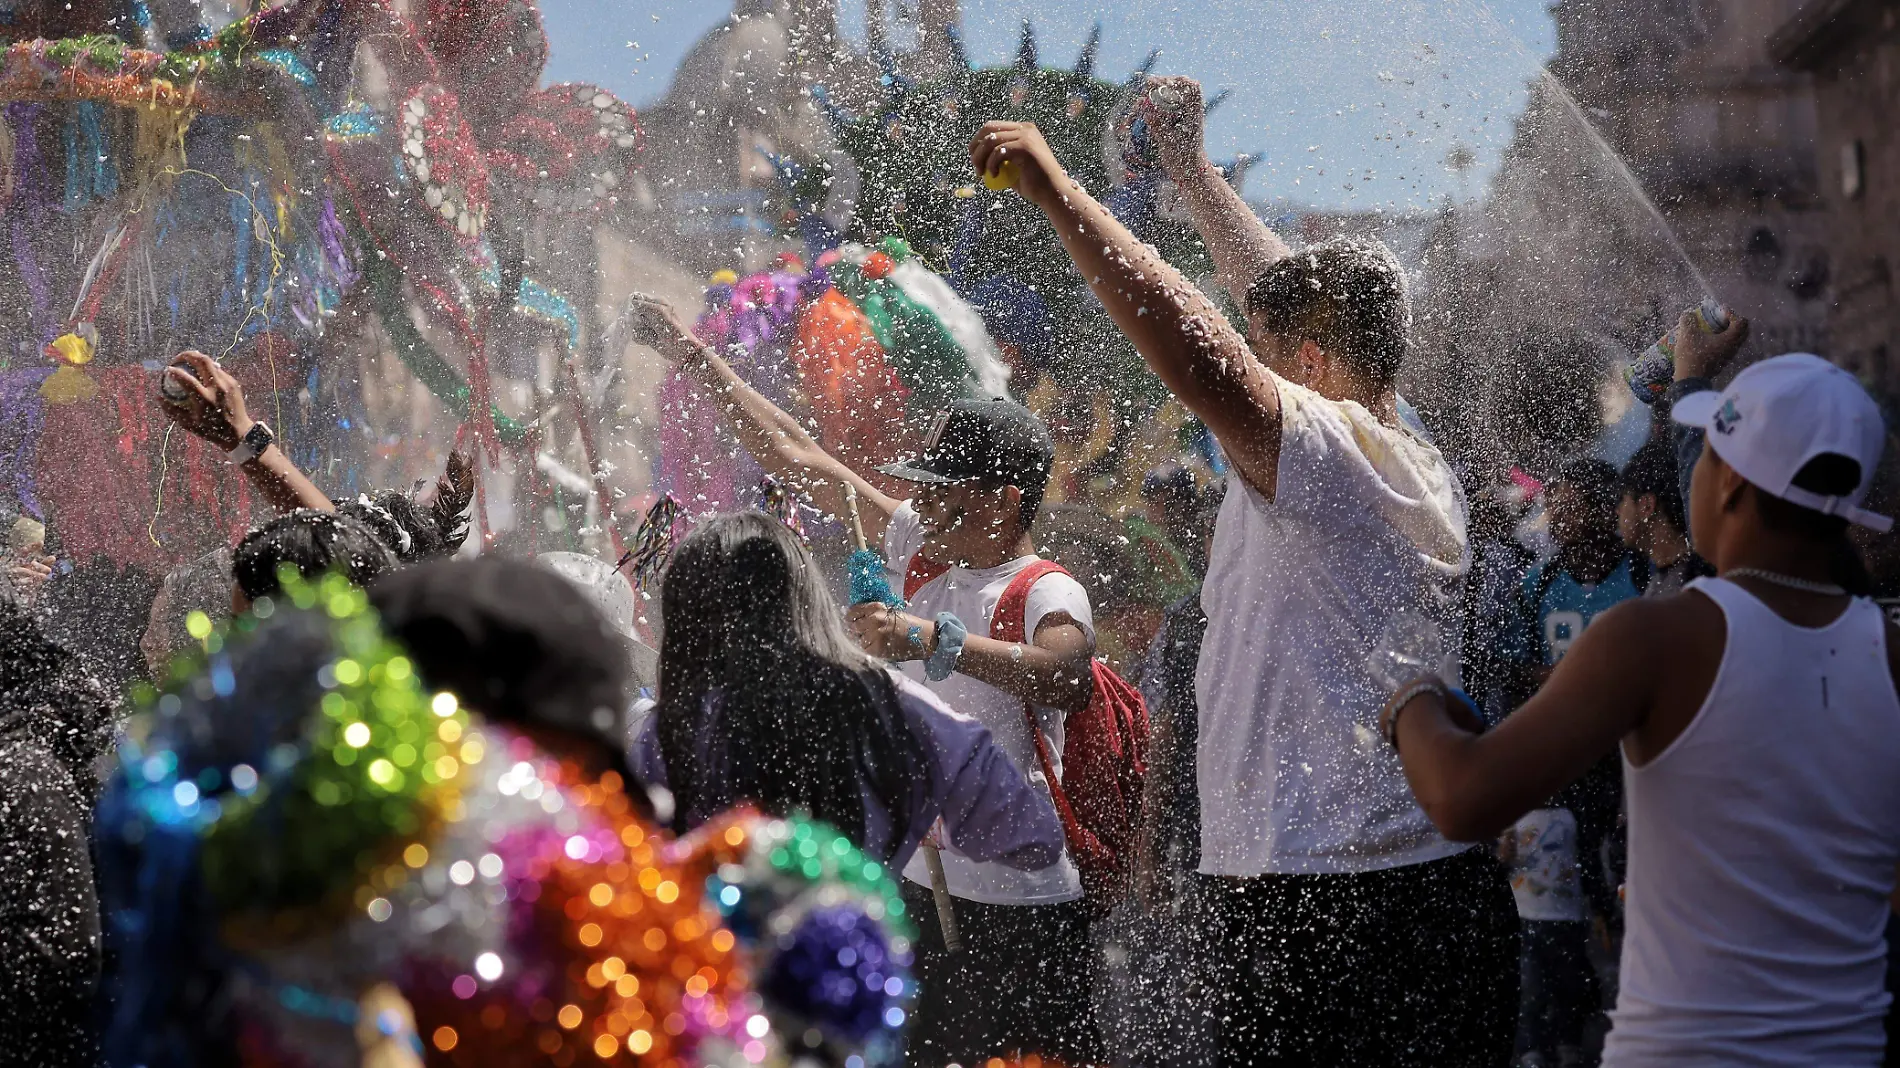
[883,501,1091,905]
[1506,808,1588,922]
[1196,376,1470,876]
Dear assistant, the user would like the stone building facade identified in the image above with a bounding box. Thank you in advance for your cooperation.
[1412,0,1839,475]
[1772,0,1900,394]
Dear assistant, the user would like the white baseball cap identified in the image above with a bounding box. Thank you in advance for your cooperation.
[1673,353,1892,532]
[536,551,660,689]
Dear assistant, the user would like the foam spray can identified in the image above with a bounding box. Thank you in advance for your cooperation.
[1626,299,1731,405]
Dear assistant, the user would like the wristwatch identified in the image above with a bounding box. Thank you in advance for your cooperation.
[228,421,274,465]
[924,612,967,682]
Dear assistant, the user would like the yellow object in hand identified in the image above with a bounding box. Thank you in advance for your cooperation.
[982,160,1020,191]
[48,331,94,366]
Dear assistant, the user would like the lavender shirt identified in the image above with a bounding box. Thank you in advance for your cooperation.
[629,671,1064,873]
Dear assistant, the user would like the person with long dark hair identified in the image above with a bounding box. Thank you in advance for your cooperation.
[633,512,1063,873]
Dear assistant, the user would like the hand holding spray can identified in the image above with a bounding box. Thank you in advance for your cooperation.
[1626,299,1731,405]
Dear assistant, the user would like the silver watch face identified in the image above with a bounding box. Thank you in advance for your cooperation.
[233,423,273,461]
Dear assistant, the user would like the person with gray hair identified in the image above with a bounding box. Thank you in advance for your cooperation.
[972,75,1515,1063]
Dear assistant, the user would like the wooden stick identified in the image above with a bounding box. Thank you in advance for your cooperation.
[921,829,963,954]
[846,484,961,952]
[844,483,869,550]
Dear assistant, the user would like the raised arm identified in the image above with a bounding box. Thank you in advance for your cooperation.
[160,350,334,514]
[621,294,901,543]
[1662,310,1751,540]
[971,122,1284,498]
[1143,76,1292,308]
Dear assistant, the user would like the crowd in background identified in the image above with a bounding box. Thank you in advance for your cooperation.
[1,74,1898,1068]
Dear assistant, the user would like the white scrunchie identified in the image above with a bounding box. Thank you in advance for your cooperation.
[355,494,414,555]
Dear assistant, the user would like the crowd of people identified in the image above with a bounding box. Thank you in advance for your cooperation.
[1,74,1897,1068]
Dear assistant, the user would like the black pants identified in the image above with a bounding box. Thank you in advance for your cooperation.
[901,882,1103,1066]
[1517,919,1597,1058]
[1192,847,1520,1067]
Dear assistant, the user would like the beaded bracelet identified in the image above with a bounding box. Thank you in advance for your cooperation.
[1379,678,1449,753]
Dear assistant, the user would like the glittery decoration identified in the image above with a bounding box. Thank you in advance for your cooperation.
[121,569,472,913]
[473,263,581,350]
[0,18,283,113]
[410,761,749,1066]
[325,103,384,141]
[111,576,918,1067]
[513,276,580,350]
[423,0,548,129]
[253,48,317,89]
[486,81,644,217]
[848,549,902,609]
[616,494,681,591]
[667,812,917,1066]
[397,84,490,243]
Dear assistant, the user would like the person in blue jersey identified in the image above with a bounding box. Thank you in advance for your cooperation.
[1512,459,1645,678]
[1504,457,1646,1066]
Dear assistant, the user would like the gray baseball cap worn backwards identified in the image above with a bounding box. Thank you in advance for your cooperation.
[878,398,1055,490]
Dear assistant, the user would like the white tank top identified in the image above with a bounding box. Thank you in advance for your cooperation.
[1605,578,1900,1066]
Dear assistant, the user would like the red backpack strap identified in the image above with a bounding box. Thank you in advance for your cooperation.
[991,559,1068,644]
[992,561,1091,851]
[902,555,952,602]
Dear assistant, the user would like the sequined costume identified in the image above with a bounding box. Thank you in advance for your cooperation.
[96,574,916,1068]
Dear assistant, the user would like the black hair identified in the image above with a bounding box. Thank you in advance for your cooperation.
[1754,453,1861,540]
[1619,441,1686,534]
[1015,476,1048,533]
[369,558,633,762]
[0,597,117,802]
[1553,457,1622,516]
[337,487,472,565]
[337,492,445,564]
[1246,236,1411,387]
[231,510,398,602]
[656,512,933,857]
[39,555,160,688]
[963,468,1048,534]
[146,550,234,671]
[1752,454,1873,594]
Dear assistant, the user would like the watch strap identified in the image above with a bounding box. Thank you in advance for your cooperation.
[228,422,274,465]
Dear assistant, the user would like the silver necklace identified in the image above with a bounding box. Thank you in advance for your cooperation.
[1724,567,1847,597]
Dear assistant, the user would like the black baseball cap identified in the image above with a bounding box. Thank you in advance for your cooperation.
[878,398,1055,491]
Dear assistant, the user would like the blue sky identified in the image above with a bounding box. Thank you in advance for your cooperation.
[541,0,1559,210]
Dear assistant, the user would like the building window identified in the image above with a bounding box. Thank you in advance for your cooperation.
[1743,227,1783,282]
[1842,140,1865,200]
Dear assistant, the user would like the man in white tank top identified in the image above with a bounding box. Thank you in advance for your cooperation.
[1379,333,1900,1066]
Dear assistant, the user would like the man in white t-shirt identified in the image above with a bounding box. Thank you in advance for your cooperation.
[621,297,1103,1064]
[971,76,1518,1063]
